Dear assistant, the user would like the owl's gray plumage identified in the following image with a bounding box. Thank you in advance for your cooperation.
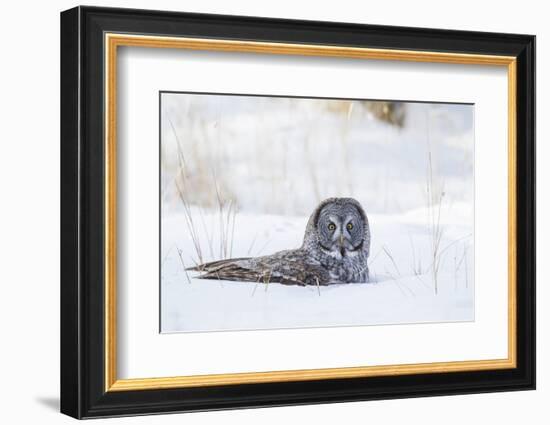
[189,198,371,285]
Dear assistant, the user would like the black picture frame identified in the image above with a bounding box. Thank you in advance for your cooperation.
[61,5,535,419]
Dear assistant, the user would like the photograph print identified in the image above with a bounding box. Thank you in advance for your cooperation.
[160,92,474,333]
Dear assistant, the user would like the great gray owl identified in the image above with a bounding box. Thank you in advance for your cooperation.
[188,197,371,286]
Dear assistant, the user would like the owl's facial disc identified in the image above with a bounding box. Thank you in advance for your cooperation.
[317,207,364,258]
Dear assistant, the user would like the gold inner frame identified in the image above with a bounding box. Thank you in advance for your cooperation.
[104,33,517,392]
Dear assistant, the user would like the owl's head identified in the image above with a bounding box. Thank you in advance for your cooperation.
[304,197,370,259]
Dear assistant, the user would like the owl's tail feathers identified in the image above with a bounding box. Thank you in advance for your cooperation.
[196,267,263,283]
[193,260,267,284]
[195,266,308,286]
[187,258,309,286]
[187,258,265,283]
[186,257,252,272]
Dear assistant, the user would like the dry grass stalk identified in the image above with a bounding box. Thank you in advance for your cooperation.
[176,246,192,285]
[161,244,174,268]
[169,116,239,273]
[382,245,401,277]
[247,233,259,256]
[408,234,423,276]
[256,239,271,256]
[263,270,272,292]
[315,276,321,296]
[426,134,445,295]
[175,180,204,267]
[384,267,410,297]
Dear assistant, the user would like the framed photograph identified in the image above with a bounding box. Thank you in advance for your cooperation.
[60,6,535,419]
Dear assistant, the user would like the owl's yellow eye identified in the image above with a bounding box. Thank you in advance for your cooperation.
[347,222,353,230]
[328,223,336,231]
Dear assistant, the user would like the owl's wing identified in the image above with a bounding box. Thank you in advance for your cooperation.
[190,251,330,286]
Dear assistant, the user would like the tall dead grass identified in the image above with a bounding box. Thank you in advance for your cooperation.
[169,117,238,268]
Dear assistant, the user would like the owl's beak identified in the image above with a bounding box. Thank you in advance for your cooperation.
[339,234,345,257]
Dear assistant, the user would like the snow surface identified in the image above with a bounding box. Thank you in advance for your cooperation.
[161,205,474,333]
[159,94,474,333]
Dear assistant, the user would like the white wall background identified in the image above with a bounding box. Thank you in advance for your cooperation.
[0,0,544,424]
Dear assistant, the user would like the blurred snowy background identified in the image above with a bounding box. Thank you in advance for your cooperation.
[160,92,474,333]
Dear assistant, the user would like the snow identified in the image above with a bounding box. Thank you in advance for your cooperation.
[161,95,474,217]
[160,205,474,333]
[159,94,475,333]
